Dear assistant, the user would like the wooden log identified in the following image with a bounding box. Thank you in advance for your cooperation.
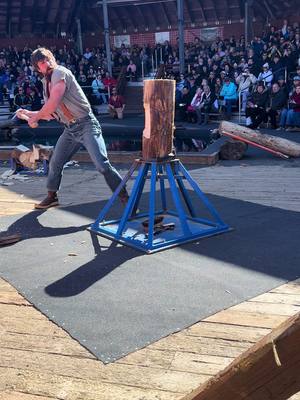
[142,79,175,160]
[219,140,248,160]
[219,121,300,157]
[183,311,300,400]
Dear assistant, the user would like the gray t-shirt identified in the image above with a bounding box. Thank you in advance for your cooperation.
[43,65,92,124]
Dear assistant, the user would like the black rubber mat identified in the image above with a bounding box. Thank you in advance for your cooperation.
[0,196,299,363]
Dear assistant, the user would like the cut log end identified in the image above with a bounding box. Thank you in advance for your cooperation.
[220,140,248,160]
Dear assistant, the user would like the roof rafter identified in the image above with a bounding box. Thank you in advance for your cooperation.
[197,0,207,22]
[185,0,195,24]
[160,2,172,27]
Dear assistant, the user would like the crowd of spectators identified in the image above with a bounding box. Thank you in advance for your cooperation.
[170,19,300,130]
[0,18,299,130]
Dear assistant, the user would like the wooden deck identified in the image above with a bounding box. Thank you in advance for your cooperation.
[1,161,300,399]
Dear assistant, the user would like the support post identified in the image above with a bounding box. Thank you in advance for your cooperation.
[102,0,112,76]
[177,0,185,75]
[76,18,83,55]
[244,0,253,46]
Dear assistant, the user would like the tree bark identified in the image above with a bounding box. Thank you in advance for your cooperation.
[220,140,248,160]
[183,312,300,400]
[219,121,300,157]
[142,79,175,160]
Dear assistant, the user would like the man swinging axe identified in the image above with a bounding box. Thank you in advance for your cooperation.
[17,48,128,209]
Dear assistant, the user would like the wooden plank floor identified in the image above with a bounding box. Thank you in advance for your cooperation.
[1,164,300,399]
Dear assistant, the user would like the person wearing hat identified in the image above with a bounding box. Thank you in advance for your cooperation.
[246,82,269,129]
[292,75,300,89]
[235,68,257,112]
[258,63,273,87]
[220,76,237,120]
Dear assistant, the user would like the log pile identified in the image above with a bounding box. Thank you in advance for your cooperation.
[219,121,300,158]
[11,145,52,170]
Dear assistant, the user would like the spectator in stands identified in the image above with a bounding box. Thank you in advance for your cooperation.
[92,74,107,104]
[103,72,117,93]
[220,76,237,120]
[235,67,257,112]
[14,87,32,110]
[258,63,274,87]
[176,86,193,122]
[196,85,217,125]
[266,82,288,129]
[246,82,269,129]
[77,71,87,87]
[187,87,204,123]
[271,54,284,82]
[126,60,136,81]
[30,89,42,111]
[279,85,300,130]
[108,87,125,119]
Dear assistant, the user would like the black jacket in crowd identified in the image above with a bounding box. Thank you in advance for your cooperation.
[248,89,269,108]
[269,89,288,110]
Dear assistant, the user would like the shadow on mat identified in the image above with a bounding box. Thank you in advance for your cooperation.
[45,231,138,297]
[3,208,90,240]
[2,194,300,288]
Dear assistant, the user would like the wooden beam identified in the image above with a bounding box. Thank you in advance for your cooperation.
[136,5,148,28]
[18,0,25,34]
[185,0,194,24]
[209,0,218,20]
[66,0,83,35]
[146,3,160,27]
[123,5,138,29]
[6,0,11,37]
[111,6,126,30]
[183,311,300,400]
[161,2,172,27]
[263,0,275,20]
[197,0,207,23]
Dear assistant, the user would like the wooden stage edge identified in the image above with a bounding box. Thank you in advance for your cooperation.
[0,149,219,166]
[0,188,300,399]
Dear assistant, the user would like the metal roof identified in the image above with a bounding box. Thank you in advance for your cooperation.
[0,0,299,38]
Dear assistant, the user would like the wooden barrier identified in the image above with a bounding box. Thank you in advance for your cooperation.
[183,312,300,400]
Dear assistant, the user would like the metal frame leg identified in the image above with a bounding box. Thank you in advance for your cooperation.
[178,161,226,226]
[173,161,196,217]
[146,162,157,248]
[158,164,167,211]
[166,163,191,235]
[91,161,139,229]
[116,162,149,237]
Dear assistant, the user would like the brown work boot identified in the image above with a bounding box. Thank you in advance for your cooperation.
[34,191,59,210]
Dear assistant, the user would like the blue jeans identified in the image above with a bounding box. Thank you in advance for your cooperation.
[280,109,300,127]
[224,99,236,117]
[47,114,123,193]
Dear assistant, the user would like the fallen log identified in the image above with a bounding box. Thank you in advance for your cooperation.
[219,121,300,158]
[183,311,300,400]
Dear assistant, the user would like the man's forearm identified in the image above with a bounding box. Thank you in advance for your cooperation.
[35,98,58,121]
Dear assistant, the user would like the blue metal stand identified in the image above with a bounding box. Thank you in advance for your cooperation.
[90,158,231,253]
